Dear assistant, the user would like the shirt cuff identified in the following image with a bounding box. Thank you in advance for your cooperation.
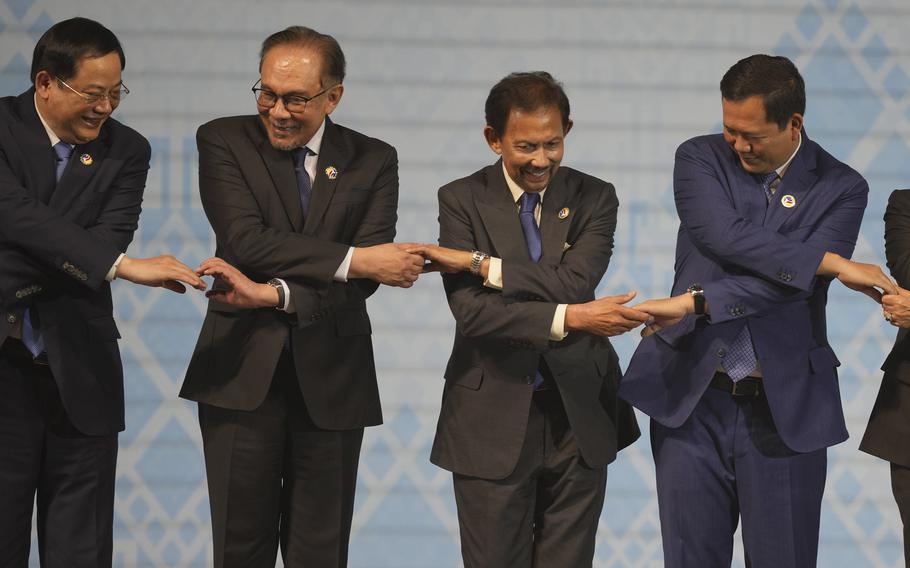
[105,253,126,282]
[274,278,292,312]
[334,247,354,282]
[483,257,503,290]
[550,304,568,341]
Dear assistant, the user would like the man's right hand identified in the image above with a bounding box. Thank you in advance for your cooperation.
[819,253,896,301]
[564,292,652,336]
[348,243,424,288]
[117,255,207,293]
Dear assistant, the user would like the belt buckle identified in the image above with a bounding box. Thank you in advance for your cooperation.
[730,379,757,397]
[33,352,49,366]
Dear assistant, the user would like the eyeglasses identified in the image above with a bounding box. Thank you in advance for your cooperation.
[57,77,129,105]
[252,79,334,114]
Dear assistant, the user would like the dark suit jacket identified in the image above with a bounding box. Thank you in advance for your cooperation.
[430,162,640,480]
[621,131,866,453]
[181,116,397,430]
[0,89,150,435]
[861,189,910,467]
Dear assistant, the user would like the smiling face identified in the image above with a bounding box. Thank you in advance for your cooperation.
[484,105,572,193]
[257,44,343,151]
[722,95,802,174]
[34,51,123,144]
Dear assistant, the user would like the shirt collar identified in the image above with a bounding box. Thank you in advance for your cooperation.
[501,162,547,204]
[775,132,802,179]
[34,93,62,147]
[301,119,326,156]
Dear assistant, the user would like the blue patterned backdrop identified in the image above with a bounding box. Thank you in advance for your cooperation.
[2,1,910,566]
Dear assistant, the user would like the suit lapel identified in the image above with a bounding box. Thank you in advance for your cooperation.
[249,121,304,231]
[475,162,529,261]
[538,169,573,263]
[763,132,818,232]
[11,91,55,202]
[307,118,349,233]
[50,134,108,212]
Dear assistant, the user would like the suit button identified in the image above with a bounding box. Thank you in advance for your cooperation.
[717,348,726,358]
[7,314,16,324]
[525,375,533,384]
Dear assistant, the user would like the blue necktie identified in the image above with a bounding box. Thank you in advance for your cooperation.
[723,172,778,381]
[518,192,546,389]
[22,141,73,358]
[292,146,312,220]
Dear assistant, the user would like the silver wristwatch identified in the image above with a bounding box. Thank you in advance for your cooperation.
[469,251,489,276]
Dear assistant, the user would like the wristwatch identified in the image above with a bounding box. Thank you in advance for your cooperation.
[266,278,285,310]
[469,251,489,276]
[687,283,705,315]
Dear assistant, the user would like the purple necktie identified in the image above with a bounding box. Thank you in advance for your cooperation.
[518,192,545,389]
[292,146,312,220]
[22,142,73,358]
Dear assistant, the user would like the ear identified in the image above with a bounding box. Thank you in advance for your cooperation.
[484,125,502,155]
[324,84,344,115]
[564,119,574,137]
[789,113,803,139]
[34,71,53,100]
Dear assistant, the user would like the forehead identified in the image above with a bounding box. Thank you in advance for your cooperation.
[722,95,775,130]
[502,106,565,140]
[69,52,122,87]
[260,45,323,90]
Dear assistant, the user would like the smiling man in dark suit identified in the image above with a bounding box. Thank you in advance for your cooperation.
[414,71,646,567]
[179,26,423,567]
[621,54,895,568]
[0,17,205,568]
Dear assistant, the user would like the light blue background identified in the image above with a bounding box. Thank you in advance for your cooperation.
[2,0,909,566]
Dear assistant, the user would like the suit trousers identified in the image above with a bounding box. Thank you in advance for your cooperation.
[0,337,118,568]
[452,388,607,568]
[651,385,827,568]
[891,463,910,567]
[198,349,364,568]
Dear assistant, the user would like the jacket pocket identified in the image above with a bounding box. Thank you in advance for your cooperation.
[808,345,841,374]
[87,316,121,340]
[335,309,372,336]
[445,366,483,390]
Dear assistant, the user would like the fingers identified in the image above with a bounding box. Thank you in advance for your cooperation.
[601,291,637,305]
[860,287,884,304]
[615,305,652,323]
[162,280,187,294]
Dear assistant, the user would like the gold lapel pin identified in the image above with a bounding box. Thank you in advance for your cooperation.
[558,207,570,219]
[80,153,93,166]
[781,194,796,208]
[325,166,338,180]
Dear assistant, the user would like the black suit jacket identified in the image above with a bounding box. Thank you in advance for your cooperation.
[861,189,910,466]
[430,162,640,480]
[0,89,150,435]
[181,116,397,430]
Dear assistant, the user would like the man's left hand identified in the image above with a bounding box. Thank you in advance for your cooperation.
[196,257,279,309]
[409,244,472,274]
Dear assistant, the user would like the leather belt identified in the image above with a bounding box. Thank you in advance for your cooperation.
[709,372,763,397]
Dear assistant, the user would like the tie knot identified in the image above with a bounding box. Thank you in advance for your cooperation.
[53,141,73,162]
[758,171,779,189]
[519,192,540,214]
[292,146,310,169]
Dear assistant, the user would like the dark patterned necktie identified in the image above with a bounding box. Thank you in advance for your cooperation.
[22,141,74,358]
[518,192,545,389]
[292,146,313,220]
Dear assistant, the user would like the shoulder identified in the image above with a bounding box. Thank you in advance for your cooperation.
[101,116,150,156]
[197,115,256,140]
[676,133,728,161]
[806,137,866,190]
[888,189,910,209]
[438,166,491,202]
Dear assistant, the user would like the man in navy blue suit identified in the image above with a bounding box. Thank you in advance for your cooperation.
[621,54,895,567]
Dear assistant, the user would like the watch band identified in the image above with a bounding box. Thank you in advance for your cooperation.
[470,251,489,276]
[267,278,286,310]
[687,283,705,315]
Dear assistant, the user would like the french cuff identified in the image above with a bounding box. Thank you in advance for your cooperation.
[334,247,354,282]
[483,257,503,290]
[275,278,293,312]
[105,253,126,282]
[550,304,569,341]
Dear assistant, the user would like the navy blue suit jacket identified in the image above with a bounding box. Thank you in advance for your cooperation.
[620,131,867,453]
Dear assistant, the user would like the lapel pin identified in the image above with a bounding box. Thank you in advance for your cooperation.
[558,207,570,219]
[80,153,93,166]
[325,166,338,180]
[781,194,796,208]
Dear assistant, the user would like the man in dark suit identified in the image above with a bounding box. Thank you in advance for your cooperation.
[0,17,205,567]
[861,188,910,567]
[621,54,895,567]
[180,26,423,567]
[413,71,646,567]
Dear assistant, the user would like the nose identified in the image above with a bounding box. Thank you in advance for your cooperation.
[269,98,291,119]
[529,148,549,168]
[731,136,751,154]
[93,97,113,114]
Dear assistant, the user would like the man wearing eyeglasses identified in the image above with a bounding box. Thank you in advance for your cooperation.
[0,17,206,567]
[180,26,423,567]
